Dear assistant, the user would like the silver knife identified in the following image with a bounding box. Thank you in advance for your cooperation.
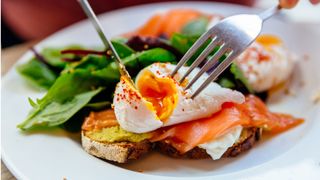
[78,0,134,84]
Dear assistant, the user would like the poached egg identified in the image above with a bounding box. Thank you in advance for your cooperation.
[113,63,244,133]
[235,34,297,92]
[207,18,296,92]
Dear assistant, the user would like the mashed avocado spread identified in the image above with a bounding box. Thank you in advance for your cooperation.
[86,126,151,143]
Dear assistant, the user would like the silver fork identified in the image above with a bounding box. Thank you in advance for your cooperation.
[171,5,282,98]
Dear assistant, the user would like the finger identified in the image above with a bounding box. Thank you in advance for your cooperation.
[310,0,320,5]
[279,0,299,9]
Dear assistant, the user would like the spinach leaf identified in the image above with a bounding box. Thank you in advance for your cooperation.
[85,101,112,110]
[94,48,177,81]
[111,37,128,44]
[170,33,199,54]
[132,47,177,66]
[18,48,176,131]
[218,77,236,89]
[17,69,104,130]
[171,33,213,65]
[230,63,254,93]
[18,87,103,130]
[217,63,253,94]
[111,41,134,58]
[63,55,109,73]
[16,58,57,90]
[181,17,209,36]
[41,45,83,69]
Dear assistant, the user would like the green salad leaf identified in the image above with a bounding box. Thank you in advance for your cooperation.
[218,77,236,89]
[125,47,177,67]
[170,33,213,65]
[41,45,83,69]
[17,68,105,130]
[181,17,209,36]
[17,47,176,131]
[85,101,112,110]
[230,63,253,93]
[93,48,177,82]
[18,88,102,130]
[16,58,58,90]
[170,33,199,54]
[111,41,134,58]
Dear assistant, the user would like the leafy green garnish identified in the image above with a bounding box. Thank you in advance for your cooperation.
[218,77,236,89]
[111,41,134,58]
[16,59,57,90]
[94,48,177,81]
[85,101,112,110]
[18,87,103,130]
[18,47,176,131]
[17,68,105,130]
[41,45,83,69]
[230,63,253,93]
[170,33,199,54]
[171,33,221,65]
[126,47,176,67]
[181,17,209,36]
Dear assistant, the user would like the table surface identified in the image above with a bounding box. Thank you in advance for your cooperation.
[2,41,38,180]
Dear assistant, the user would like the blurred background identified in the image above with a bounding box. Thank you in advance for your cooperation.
[1,0,253,48]
[2,0,319,48]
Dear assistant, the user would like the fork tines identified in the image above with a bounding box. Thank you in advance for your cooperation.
[171,30,233,98]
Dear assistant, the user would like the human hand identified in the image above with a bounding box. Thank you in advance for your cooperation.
[279,0,320,9]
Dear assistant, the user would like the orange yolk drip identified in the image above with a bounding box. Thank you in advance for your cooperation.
[137,70,178,122]
[256,34,282,48]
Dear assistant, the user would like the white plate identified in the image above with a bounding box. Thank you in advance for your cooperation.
[2,2,320,180]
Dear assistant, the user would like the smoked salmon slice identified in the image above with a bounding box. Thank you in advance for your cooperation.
[151,95,303,153]
[82,109,119,131]
[238,95,304,134]
[126,9,209,38]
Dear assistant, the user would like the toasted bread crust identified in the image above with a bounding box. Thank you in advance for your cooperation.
[82,127,261,162]
[81,131,152,163]
[154,127,262,159]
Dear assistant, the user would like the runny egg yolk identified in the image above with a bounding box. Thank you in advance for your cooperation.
[256,34,282,48]
[137,70,178,122]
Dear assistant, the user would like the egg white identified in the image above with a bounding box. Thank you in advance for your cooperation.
[113,63,244,133]
[235,42,296,92]
[207,18,296,92]
[198,126,242,160]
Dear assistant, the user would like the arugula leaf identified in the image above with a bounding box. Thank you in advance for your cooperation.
[16,59,57,90]
[181,17,209,36]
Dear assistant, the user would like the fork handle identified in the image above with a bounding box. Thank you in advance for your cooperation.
[259,5,282,21]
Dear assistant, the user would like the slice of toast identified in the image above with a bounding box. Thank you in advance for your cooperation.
[82,127,261,163]
[154,127,262,159]
[82,131,152,163]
